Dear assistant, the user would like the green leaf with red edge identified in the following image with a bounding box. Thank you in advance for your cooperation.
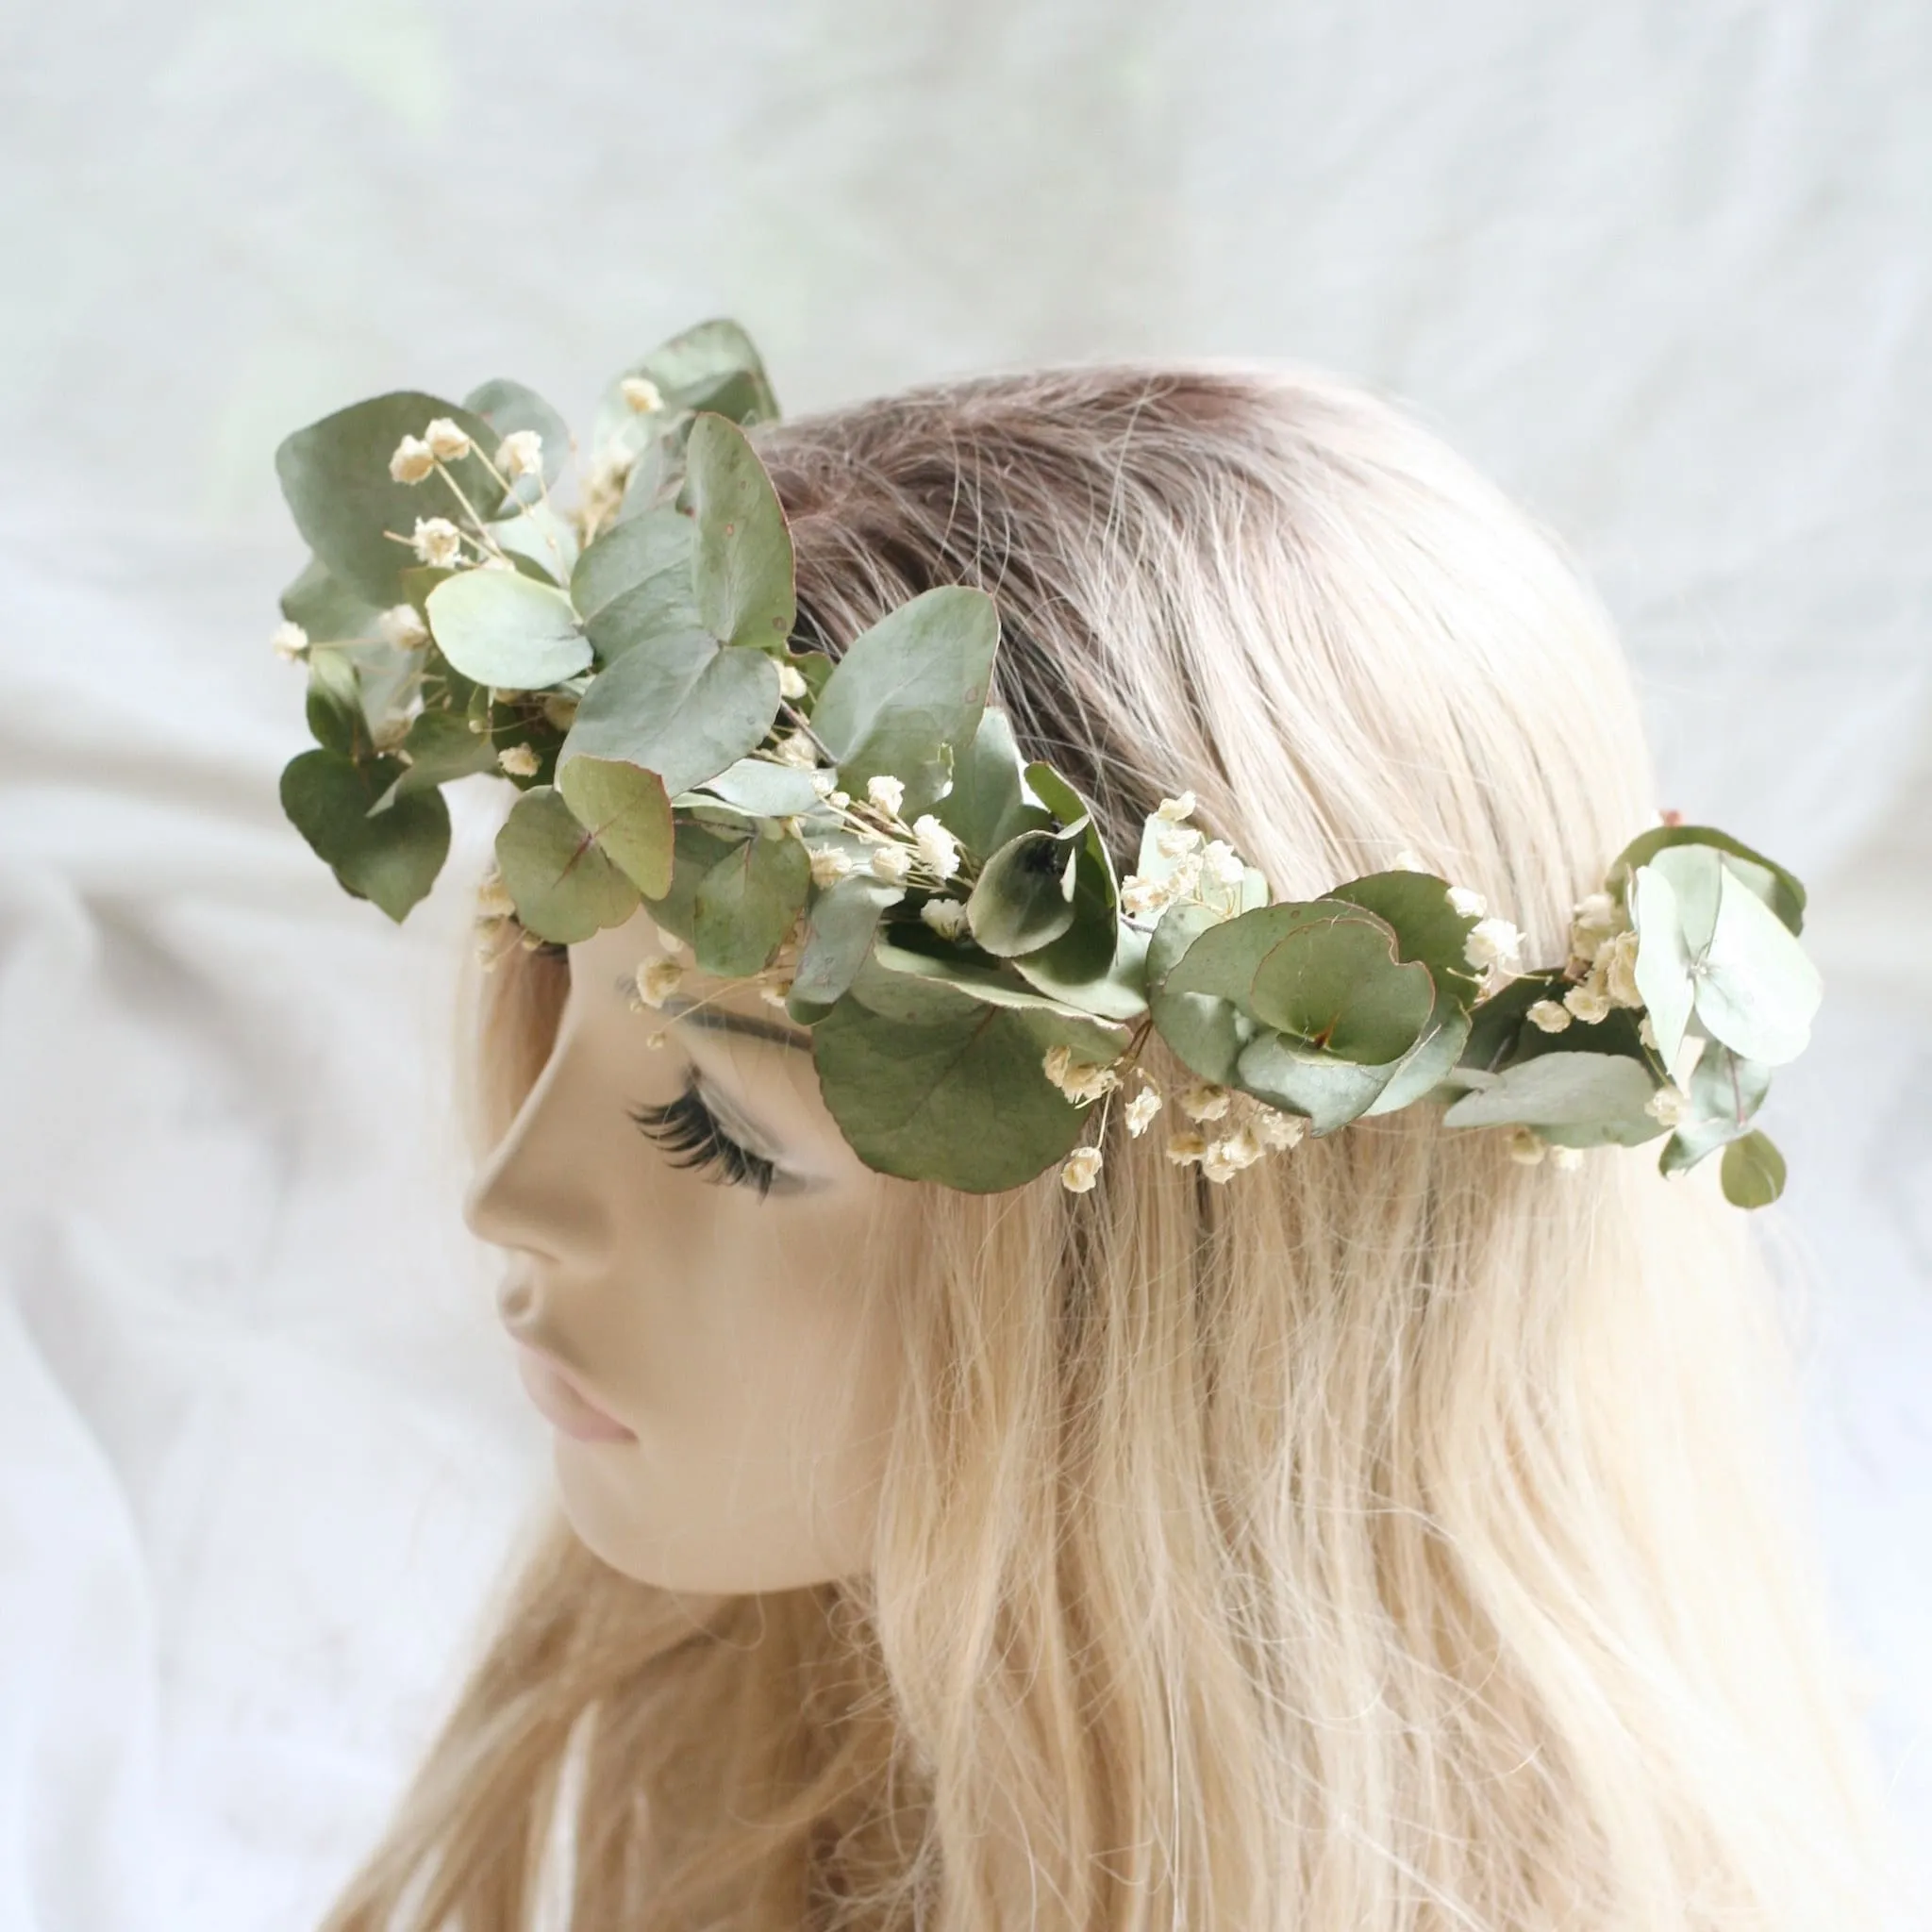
[494,784,641,942]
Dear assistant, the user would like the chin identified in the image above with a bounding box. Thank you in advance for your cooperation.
[549,1438,865,1594]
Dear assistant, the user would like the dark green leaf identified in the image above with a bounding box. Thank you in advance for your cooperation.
[966,826,1080,956]
[691,826,810,976]
[1146,902,1251,1084]
[305,648,365,756]
[391,708,499,795]
[641,820,746,947]
[1233,1031,1396,1134]
[494,785,641,942]
[1014,761,1119,989]
[1328,869,1482,1012]
[280,747,450,922]
[790,874,904,1013]
[1720,1129,1786,1208]
[557,755,675,898]
[934,707,1045,855]
[425,571,591,689]
[280,556,384,642]
[1246,914,1435,1064]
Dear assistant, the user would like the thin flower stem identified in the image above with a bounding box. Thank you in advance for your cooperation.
[469,444,568,572]
[431,460,513,561]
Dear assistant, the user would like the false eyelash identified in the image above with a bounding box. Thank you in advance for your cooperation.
[628,1074,781,1199]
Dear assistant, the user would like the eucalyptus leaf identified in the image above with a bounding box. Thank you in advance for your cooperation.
[1646,845,1724,956]
[790,874,904,1012]
[1234,1031,1399,1133]
[1010,922,1152,1023]
[935,707,1045,855]
[592,318,780,451]
[1612,824,1806,935]
[1246,915,1435,1064]
[686,412,795,653]
[488,503,579,586]
[280,748,450,922]
[392,708,499,795]
[1441,1052,1659,1140]
[560,629,781,796]
[1017,761,1119,987]
[691,827,810,976]
[1720,1130,1787,1208]
[426,571,591,689]
[573,503,700,659]
[275,391,503,607]
[1630,861,1698,1074]
[1328,869,1482,1011]
[697,758,824,818]
[1363,1008,1474,1116]
[463,377,570,486]
[966,825,1080,956]
[1657,1043,1774,1175]
[1691,862,1823,1067]
[557,755,675,898]
[869,935,1139,1029]
[305,648,366,756]
[1146,901,1250,1085]
[281,556,384,642]
[809,587,1000,814]
[641,820,747,948]
[495,784,641,943]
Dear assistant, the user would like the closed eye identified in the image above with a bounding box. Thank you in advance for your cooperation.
[629,1073,784,1199]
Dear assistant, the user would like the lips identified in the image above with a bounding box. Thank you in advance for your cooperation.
[514,1344,637,1443]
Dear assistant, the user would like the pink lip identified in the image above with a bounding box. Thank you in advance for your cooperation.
[514,1345,637,1443]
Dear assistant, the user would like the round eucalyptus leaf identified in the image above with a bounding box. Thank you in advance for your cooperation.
[275,391,503,607]
[809,586,1000,814]
[592,318,780,450]
[1011,922,1151,1023]
[1146,901,1250,1084]
[1630,861,1698,1074]
[868,935,1140,1034]
[966,825,1080,956]
[392,708,498,795]
[425,571,591,690]
[556,754,675,899]
[640,820,746,948]
[935,707,1044,855]
[1018,760,1119,985]
[495,784,641,943]
[573,503,700,660]
[791,874,905,1011]
[697,758,824,818]
[1246,914,1435,1065]
[1441,1052,1659,1136]
[280,748,450,923]
[280,556,383,643]
[1720,1129,1787,1208]
[462,377,570,486]
[487,503,579,587]
[1328,869,1482,1010]
[1363,1008,1474,1115]
[686,412,795,653]
[692,827,810,976]
[561,629,781,796]
[1657,1042,1774,1175]
[1234,1031,1399,1133]
[1645,844,1724,956]
[1690,863,1823,1067]
[1612,824,1807,935]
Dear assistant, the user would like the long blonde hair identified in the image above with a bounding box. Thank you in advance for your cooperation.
[323,363,1904,1929]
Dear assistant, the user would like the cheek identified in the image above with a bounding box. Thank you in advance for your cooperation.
[555,1185,908,1594]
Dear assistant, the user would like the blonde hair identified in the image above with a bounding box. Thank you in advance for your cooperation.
[323,364,1904,1929]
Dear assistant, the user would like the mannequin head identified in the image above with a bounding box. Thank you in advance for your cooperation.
[331,363,1898,1930]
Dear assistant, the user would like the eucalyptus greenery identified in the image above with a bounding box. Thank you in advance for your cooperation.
[268,319,1819,1207]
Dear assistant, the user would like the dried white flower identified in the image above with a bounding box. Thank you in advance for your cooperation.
[1041,1044,1120,1104]
[1124,1084,1163,1135]
[389,435,435,483]
[1564,976,1612,1024]
[1180,1081,1233,1122]
[1201,839,1246,887]
[920,895,970,940]
[1639,1013,1659,1052]
[1059,1145,1104,1193]
[809,846,853,887]
[777,662,808,700]
[1571,890,1623,940]
[1119,874,1174,919]
[1644,1084,1690,1128]
[410,517,464,569]
[1391,847,1430,873]
[496,743,540,777]
[1154,824,1202,858]
[1165,1130,1209,1166]
[871,844,912,883]
[270,620,309,662]
[1155,791,1197,823]
[771,730,819,769]
[634,958,684,1008]
[1598,926,1643,1008]
[1526,999,1573,1034]
[866,774,907,816]
[1547,1143,1586,1172]
[419,418,469,462]
[475,871,516,921]
[1249,1106,1306,1150]
[1504,1125,1546,1166]
[620,375,664,413]
[759,981,792,1009]
[498,429,544,480]
[827,790,851,809]
[911,813,960,878]
[1464,917,1524,976]
[1447,884,1487,920]
[378,604,429,650]
[809,770,839,797]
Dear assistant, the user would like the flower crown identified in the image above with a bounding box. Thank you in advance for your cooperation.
[268,319,1820,1207]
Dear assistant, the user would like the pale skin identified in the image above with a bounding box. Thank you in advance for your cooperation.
[461,906,912,1594]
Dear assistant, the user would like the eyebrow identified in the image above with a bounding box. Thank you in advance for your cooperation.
[610,979,812,1054]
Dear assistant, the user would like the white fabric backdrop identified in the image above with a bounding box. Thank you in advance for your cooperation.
[1,3,1926,1924]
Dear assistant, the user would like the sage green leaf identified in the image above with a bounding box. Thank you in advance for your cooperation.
[392,708,499,795]
[641,820,746,947]
[812,983,1105,1191]
[573,504,699,662]
[495,785,641,943]
[868,935,1139,1031]
[1657,1043,1774,1175]
[425,571,591,690]
[1364,1008,1474,1116]
[1247,915,1435,1064]
[560,628,781,795]
[791,874,904,1012]
[1010,922,1151,1023]
[691,827,810,976]
[1612,824,1806,935]
[809,587,1000,814]
[1441,1052,1659,1140]
[1158,900,1348,1008]
[1328,870,1482,1011]
[685,413,795,654]
[1233,1031,1397,1133]
[281,556,383,642]
[1646,845,1724,955]
[462,377,569,486]
[967,826,1080,956]
[935,707,1045,855]
[280,747,450,922]
[1630,861,1698,1074]
[557,754,675,898]
[697,758,824,818]
[1147,902,1250,1084]
[275,391,503,607]
[488,503,579,586]
[305,648,365,756]
[1720,1129,1786,1208]
[593,317,780,450]
[1016,761,1120,987]
[1691,862,1823,1067]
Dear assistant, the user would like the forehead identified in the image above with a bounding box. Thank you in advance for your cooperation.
[571,904,805,1038]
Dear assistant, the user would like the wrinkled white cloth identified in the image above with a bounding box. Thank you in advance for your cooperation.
[1,4,1926,1926]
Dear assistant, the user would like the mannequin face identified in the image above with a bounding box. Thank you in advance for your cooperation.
[460,906,913,1594]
